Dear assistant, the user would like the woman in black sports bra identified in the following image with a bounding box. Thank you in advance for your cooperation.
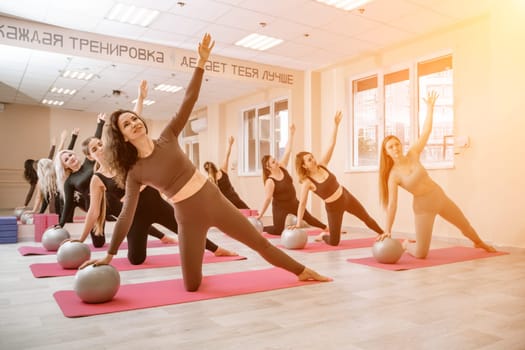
[295,111,383,246]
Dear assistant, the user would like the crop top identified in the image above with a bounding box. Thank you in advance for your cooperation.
[307,165,340,200]
[269,167,296,203]
[108,67,204,255]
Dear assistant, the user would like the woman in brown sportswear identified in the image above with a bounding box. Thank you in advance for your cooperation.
[294,111,383,246]
[378,91,495,257]
[81,34,330,291]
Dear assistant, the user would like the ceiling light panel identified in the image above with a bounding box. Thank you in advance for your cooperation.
[106,3,160,27]
[315,0,372,11]
[235,33,283,51]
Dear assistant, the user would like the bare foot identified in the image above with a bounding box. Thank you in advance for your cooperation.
[214,247,238,257]
[314,232,329,242]
[475,241,497,253]
[298,267,332,282]
[161,235,177,244]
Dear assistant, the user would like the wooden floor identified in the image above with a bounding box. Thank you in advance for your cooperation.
[1,221,524,350]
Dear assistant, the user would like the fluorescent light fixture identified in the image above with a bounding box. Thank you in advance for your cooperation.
[42,99,64,106]
[51,87,77,95]
[235,33,283,51]
[154,84,183,93]
[106,3,160,27]
[62,70,94,81]
[315,0,372,11]
[132,98,155,106]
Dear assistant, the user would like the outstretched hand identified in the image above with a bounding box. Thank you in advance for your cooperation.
[97,113,106,123]
[228,136,234,145]
[376,232,391,241]
[198,33,215,63]
[138,80,148,100]
[289,123,296,134]
[79,254,113,269]
[423,91,439,107]
[334,111,342,125]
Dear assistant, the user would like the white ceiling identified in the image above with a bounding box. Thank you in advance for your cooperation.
[0,0,493,119]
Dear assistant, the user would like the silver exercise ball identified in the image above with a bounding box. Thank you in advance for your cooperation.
[285,214,298,227]
[372,237,404,264]
[14,207,25,220]
[57,241,91,269]
[247,216,263,234]
[74,264,120,304]
[42,227,71,251]
[281,228,308,249]
[21,211,33,224]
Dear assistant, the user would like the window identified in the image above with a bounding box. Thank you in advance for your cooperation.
[181,119,200,168]
[349,54,453,170]
[240,98,289,175]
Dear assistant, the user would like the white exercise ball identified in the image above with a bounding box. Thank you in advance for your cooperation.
[372,238,404,264]
[42,227,71,251]
[57,241,91,269]
[74,264,120,304]
[281,228,308,249]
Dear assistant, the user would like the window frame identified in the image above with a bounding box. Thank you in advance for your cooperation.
[239,96,289,176]
[346,52,454,173]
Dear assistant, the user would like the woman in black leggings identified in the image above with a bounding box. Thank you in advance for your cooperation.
[258,123,327,236]
[294,111,383,246]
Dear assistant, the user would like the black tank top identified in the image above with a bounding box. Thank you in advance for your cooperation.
[307,165,340,200]
[269,167,296,203]
[94,173,125,217]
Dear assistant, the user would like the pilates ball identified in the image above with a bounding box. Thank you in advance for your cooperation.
[372,238,404,264]
[57,241,91,269]
[14,207,25,220]
[42,227,71,251]
[281,228,308,249]
[74,264,120,304]
[21,211,34,224]
[247,216,264,234]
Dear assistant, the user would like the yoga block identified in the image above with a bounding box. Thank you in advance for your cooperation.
[33,214,47,242]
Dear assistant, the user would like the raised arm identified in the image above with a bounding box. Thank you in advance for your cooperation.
[319,111,342,166]
[278,123,295,168]
[94,113,106,138]
[220,136,235,173]
[134,80,147,116]
[409,91,438,156]
[67,128,80,150]
[257,179,275,220]
[78,175,106,243]
[47,137,56,159]
[295,181,313,228]
[163,33,214,138]
[378,174,400,241]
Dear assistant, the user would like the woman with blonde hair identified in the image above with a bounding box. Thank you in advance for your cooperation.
[377,91,495,258]
[294,111,383,246]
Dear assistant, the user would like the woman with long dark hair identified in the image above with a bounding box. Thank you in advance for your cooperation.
[82,34,330,291]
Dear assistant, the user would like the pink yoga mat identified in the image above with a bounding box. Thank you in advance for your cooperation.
[261,229,323,239]
[53,267,328,318]
[18,240,177,256]
[277,237,376,253]
[347,246,508,271]
[30,252,247,278]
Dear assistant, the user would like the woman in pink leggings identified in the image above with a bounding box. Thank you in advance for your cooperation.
[378,91,496,258]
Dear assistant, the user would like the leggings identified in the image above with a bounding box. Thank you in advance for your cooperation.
[126,186,219,265]
[411,185,479,258]
[264,199,326,236]
[173,181,305,291]
[323,188,383,246]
